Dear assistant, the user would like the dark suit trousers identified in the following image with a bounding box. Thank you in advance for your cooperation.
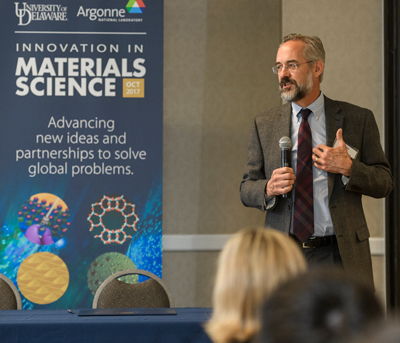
[290,235,343,268]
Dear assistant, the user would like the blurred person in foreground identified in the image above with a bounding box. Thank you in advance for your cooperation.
[205,227,307,343]
[257,268,383,343]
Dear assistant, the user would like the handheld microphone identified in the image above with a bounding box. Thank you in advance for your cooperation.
[279,136,292,198]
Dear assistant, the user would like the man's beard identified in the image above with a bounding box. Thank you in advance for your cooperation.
[279,70,313,102]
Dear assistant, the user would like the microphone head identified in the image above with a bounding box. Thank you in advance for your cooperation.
[279,136,292,149]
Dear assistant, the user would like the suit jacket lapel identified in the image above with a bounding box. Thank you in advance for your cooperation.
[324,96,343,199]
[265,103,291,172]
[278,102,292,138]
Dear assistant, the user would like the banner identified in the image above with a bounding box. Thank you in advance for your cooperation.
[0,0,163,309]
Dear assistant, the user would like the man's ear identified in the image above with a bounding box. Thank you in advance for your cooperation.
[314,60,324,78]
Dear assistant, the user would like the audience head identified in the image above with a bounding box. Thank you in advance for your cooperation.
[205,227,307,343]
[258,267,383,343]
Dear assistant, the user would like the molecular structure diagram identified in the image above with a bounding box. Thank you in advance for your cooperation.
[87,195,139,245]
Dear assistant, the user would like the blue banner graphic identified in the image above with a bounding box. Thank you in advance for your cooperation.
[0,0,163,309]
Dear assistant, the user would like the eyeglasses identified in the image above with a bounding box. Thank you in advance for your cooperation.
[272,61,314,74]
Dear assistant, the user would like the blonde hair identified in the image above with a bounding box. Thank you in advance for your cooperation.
[205,228,307,343]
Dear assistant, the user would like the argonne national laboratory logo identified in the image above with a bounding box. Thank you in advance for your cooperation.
[15,2,67,26]
[126,0,146,14]
[76,1,146,23]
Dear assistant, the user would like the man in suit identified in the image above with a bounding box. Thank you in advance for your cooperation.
[240,34,393,289]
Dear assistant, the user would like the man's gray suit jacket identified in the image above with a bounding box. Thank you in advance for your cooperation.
[240,96,394,288]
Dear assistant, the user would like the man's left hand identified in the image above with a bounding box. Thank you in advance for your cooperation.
[312,128,352,176]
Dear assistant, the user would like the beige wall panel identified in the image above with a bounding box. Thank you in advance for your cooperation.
[164,1,282,236]
[197,2,282,234]
[164,1,208,235]
[163,0,282,306]
[163,251,219,308]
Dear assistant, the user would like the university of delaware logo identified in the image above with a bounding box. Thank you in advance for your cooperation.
[15,2,67,26]
[15,2,31,25]
[126,0,145,14]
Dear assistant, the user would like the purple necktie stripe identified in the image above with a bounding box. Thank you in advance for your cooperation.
[293,108,314,242]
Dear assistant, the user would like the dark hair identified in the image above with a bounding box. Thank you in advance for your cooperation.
[258,268,383,343]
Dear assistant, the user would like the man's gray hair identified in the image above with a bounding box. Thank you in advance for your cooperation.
[281,33,325,83]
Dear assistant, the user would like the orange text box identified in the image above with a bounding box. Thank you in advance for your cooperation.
[123,78,144,98]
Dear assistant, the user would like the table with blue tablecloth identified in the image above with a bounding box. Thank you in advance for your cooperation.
[0,307,213,343]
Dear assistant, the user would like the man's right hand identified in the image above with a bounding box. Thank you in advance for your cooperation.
[266,167,295,197]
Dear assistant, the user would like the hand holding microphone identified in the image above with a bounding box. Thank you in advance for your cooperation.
[265,137,295,198]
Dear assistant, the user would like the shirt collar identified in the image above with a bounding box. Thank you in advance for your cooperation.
[291,92,324,122]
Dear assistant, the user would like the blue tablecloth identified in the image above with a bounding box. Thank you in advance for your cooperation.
[0,308,213,343]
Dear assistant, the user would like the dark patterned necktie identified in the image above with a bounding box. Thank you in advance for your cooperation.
[293,108,314,242]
